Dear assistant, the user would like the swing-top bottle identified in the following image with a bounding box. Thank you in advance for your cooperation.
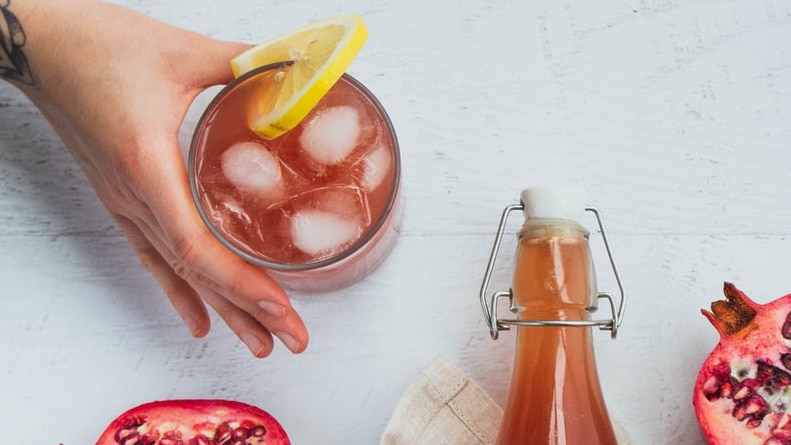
[479,186,626,444]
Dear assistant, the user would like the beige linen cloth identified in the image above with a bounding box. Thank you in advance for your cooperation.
[380,356,633,445]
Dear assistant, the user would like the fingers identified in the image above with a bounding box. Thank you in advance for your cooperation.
[108,32,308,356]
[135,151,304,329]
[190,37,252,88]
[167,227,310,354]
[192,281,307,358]
[139,246,212,338]
[106,102,310,356]
[116,193,309,356]
[119,212,288,358]
[199,286,275,358]
[115,216,211,338]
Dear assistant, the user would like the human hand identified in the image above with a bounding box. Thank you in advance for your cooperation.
[5,0,308,357]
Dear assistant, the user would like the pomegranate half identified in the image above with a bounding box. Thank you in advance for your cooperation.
[93,399,290,445]
[694,282,791,445]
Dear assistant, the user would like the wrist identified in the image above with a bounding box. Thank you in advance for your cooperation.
[1,0,95,95]
[1,0,38,88]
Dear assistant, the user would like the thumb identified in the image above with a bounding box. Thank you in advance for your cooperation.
[193,38,254,88]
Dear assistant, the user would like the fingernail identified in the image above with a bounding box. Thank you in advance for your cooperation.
[276,332,302,353]
[183,315,201,337]
[258,300,287,318]
[241,333,265,356]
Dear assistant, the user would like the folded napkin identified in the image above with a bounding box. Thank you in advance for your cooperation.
[380,356,632,445]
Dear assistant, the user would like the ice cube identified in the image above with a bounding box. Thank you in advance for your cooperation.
[221,141,283,195]
[360,143,392,192]
[291,210,362,257]
[299,105,361,165]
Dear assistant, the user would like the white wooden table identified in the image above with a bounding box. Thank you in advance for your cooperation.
[2,0,790,443]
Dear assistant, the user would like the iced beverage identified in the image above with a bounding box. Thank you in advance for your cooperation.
[189,63,401,291]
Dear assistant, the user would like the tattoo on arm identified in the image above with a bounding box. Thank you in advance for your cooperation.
[0,0,34,85]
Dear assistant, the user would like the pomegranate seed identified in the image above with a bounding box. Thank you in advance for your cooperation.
[782,311,791,340]
[250,425,267,437]
[161,430,184,442]
[118,431,141,445]
[712,362,732,381]
[778,414,791,430]
[187,435,214,445]
[239,420,256,430]
[721,378,738,399]
[115,429,138,443]
[214,422,232,444]
[757,361,791,386]
[137,435,156,445]
[703,376,721,395]
[232,426,249,439]
[734,383,756,401]
[747,416,764,429]
[771,429,791,440]
[734,403,751,422]
[744,396,769,416]
[122,415,147,429]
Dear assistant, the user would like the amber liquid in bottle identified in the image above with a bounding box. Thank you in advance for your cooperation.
[496,220,617,445]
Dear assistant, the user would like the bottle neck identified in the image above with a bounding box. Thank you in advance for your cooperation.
[512,218,596,321]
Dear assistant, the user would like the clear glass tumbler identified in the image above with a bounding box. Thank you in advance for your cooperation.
[189,62,402,292]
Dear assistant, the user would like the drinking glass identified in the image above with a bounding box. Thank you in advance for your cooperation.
[189,62,402,291]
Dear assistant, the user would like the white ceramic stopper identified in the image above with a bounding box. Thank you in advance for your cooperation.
[520,186,588,222]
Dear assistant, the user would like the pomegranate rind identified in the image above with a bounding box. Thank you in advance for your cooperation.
[694,283,791,445]
[94,399,290,445]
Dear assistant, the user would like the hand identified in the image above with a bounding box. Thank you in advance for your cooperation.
[7,0,308,357]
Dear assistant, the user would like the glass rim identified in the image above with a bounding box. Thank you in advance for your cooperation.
[188,62,402,272]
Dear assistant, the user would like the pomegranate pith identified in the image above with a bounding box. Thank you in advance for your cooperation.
[93,399,290,445]
[694,283,791,445]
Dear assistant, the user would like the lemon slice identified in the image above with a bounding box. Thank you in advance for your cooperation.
[230,14,368,139]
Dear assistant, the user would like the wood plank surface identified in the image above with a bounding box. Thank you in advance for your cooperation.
[1,0,790,443]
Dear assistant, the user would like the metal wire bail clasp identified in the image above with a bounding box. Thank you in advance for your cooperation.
[478,201,627,340]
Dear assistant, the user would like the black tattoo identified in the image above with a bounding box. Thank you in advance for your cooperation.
[0,0,34,85]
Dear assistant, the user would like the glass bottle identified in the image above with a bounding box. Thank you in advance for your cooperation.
[479,187,625,445]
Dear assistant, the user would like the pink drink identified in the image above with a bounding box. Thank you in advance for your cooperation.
[189,63,402,291]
